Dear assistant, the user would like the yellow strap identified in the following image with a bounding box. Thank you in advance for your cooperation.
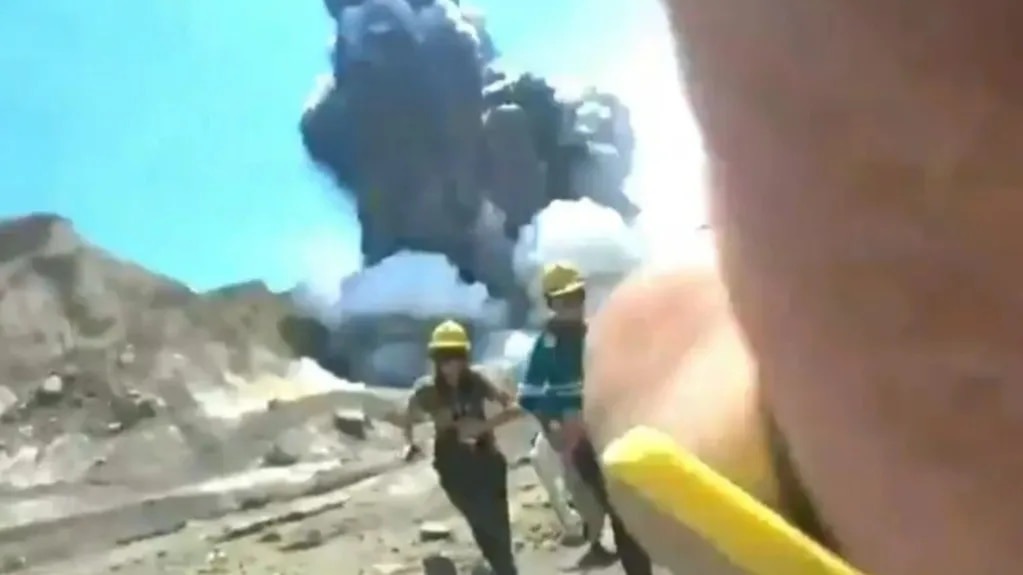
[601,426,865,575]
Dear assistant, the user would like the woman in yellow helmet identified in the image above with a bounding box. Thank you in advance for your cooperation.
[401,319,522,575]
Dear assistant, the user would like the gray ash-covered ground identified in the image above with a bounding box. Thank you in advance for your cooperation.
[0,213,660,573]
[16,419,650,575]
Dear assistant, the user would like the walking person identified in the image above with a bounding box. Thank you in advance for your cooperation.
[517,262,653,574]
[401,320,522,575]
[529,428,610,549]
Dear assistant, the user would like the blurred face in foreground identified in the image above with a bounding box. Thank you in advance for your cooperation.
[582,1,1023,574]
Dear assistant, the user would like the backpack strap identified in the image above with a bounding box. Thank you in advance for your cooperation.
[762,401,841,555]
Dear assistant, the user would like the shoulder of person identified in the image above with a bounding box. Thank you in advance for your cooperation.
[463,365,503,393]
[473,363,516,383]
[527,330,555,354]
[409,374,435,402]
[412,373,434,390]
[468,363,494,378]
[471,365,520,400]
[463,365,494,387]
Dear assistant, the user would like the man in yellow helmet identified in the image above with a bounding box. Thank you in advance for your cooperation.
[401,320,522,575]
[516,262,653,574]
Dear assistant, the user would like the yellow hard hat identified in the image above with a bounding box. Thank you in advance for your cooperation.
[541,262,585,297]
[428,320,471,351]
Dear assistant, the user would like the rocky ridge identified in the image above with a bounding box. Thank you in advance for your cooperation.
[0,213,638,574]
[0,213,369,508]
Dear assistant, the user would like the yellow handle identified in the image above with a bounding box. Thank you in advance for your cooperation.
[601,426,865,575]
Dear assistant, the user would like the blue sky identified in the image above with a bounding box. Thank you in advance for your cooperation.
[0,0,692,291]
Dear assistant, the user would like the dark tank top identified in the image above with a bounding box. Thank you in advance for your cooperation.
[433,371,497,455]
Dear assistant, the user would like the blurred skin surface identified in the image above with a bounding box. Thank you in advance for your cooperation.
[584,1,1023,574]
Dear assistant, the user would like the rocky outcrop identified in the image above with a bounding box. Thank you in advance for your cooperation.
[300,0,637,304]
[0,215,559,572]
[0,213,354,496]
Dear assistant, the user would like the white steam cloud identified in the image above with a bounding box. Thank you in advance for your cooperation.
[294,1,712,344]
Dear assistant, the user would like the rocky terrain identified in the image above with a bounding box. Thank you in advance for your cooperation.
[0,213,655,573]
[0,213,336,494]
[13,419,636,575]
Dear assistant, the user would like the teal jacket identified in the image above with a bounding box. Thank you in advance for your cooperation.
[518,325,585,419]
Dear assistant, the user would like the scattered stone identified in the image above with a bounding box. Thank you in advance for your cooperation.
[277,516,352,553]
[204,548,228,571]
[261,443,299,467]
[279,527,323,551]
[469,562,493,575]
[214,494,350,543]
[114,521,187,546]
[0,555,27,573]
[133,396,159,418]
[239,494,271,511]
[0,386,18,420]
[421,554,458,575]
[34,373,65,405]
[418,522,453,542]
[258,531,282,543]
[372,563,412,575]
[0,408,17,424]
[117,345,135,366]
[332,408,369,440]
[110,393,159,430]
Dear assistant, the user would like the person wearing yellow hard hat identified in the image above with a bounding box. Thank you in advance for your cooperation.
[515,262,653,574]
[400,319,522,575]
[517,262,588,421]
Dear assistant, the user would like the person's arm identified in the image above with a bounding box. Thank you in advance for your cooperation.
[401,383,427,458]
[481,372,525,430]
[518,335,549,416]
[523,334,548,389]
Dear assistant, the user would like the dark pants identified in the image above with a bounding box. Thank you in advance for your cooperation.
[571,435,654,575]
[435,439,517,575]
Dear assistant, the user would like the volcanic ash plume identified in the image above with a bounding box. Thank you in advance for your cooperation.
[299,0,639,322]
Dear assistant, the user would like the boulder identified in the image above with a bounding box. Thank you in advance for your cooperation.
[332,408,370,440]
[0,386,17,420]
[418,522,453,542]
[34,373,66,405]
[261,443,300,468]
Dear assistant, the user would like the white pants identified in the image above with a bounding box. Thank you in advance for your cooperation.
[529,432,605,542]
